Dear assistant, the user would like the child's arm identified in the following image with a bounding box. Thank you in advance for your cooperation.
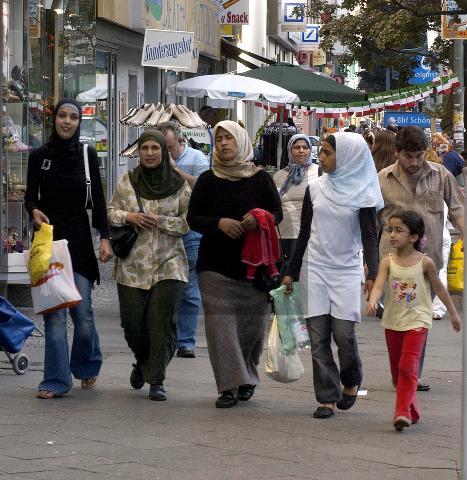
[423,256,462,332]
[366,257,390,316]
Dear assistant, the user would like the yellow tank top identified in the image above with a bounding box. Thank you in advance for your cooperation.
[382,254,432,331]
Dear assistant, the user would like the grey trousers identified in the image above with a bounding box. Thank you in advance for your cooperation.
[307,314,363,404]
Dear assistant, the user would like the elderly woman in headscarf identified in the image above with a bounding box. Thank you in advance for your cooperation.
[282,132,382,419]
[25,98,112,399]
[187,120,282,408]
[108,130,191,401]
[273,134,319,259]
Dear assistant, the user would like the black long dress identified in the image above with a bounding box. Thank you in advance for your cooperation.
[25,144,109,285]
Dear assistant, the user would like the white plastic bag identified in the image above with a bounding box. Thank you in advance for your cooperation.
[24,239,82,315]
[264,315,304,383]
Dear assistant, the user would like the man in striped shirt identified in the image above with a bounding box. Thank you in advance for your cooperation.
[378,126,464,391]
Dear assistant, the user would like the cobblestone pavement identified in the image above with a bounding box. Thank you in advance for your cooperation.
[0,261,464,479]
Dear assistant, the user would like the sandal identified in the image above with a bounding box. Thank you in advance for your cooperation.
[336,384,360,410]
[36,390,61,399]
[312,406,335,419]
[81,377,97,389]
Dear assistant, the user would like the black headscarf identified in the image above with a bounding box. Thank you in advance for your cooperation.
[129,130,185,200]
[43,98,82,160]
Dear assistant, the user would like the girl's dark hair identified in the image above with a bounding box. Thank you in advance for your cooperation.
[325,134,336,151]
[389,210,425,252]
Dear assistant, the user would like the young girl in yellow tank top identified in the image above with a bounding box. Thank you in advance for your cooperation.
[367,211,461,431]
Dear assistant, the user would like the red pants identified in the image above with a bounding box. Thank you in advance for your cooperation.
[385,328,428,423]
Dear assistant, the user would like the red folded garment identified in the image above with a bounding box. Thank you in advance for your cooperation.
[241,208,280,280]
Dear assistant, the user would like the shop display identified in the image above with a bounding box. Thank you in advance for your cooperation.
[120,103,208,158]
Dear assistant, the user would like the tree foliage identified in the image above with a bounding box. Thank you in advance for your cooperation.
[299,1,467,85]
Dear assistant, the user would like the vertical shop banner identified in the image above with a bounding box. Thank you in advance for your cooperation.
[142,29,195,70]
[29,0,40,38]
[441,0,467,39]
[217,0,249,25]
[281,2,307,32]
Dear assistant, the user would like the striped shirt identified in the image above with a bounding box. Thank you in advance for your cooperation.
[378,161,463,271]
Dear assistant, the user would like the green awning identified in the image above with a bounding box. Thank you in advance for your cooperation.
[239,63,366,103]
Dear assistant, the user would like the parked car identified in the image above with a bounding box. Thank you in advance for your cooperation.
[308,135,320,158]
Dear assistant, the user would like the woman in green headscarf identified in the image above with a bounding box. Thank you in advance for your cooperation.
[108,130,191,401]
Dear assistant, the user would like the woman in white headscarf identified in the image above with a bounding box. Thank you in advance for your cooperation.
[273,134,319,260]
[282,132,383,419]
[187,121,283,409]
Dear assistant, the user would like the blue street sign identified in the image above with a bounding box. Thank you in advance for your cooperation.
[409,56,438,85]
[384,111,431,128]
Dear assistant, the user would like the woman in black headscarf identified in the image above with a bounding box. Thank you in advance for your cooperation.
[108,130,191,401]
[25,98,112,399]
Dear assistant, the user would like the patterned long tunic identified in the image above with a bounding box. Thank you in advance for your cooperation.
[107,172,190,289]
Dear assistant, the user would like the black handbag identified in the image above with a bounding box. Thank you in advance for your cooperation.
[110,179,144,259]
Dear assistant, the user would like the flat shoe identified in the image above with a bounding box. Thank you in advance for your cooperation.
[238,384,255,401]
[215,390,238,408]
[417,381,430,392]
[149,384,167,401]
[130,363,144,390]
[36,390,61,399]
[81,377,97,389]
[394,416,411,431]
[176,347,195,358]
[312,406,335,419]
[336,385,360,410]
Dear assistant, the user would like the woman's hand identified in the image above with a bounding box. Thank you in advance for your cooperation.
[126,212,159,231]
[241,213,259,232]
[218,218,244,239]
[363,279,374,301]
[32,209,49,228]
[281,275,294,295]
[451,312,462,333]
[99,239,113,263]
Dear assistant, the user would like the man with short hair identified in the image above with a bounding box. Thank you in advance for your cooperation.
[378,126,464,391]
[156,121,210,358]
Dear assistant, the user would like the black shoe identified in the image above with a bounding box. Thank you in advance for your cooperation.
[336,385,360,410]
[417,380,430,392]
[130,363,144,390]
[238,384,256,401]
[215,390,238,408]
[177,347,195,358]
[149,384,167,401]
[312,406,335,419]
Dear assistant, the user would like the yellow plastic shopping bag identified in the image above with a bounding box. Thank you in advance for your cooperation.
[448,239,464,294]
[28,223,53,285]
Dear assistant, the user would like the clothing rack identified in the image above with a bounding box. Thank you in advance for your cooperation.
[258,123,300,170]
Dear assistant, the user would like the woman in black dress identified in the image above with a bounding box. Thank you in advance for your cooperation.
[25,98,112,399]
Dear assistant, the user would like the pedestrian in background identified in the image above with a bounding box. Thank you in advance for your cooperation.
[282,132,381,419]
[273,134,319,260]
[367,211,461,431]
[187,120,282,408]
[371,130,396,172]
[25,98,112,399]
[156,121,210,359]
[378,126,464,392]
[108,130,191,401]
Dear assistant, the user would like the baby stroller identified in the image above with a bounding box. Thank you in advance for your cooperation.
[0,296,39,375]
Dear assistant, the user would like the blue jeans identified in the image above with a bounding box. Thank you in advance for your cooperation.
[177,232,202,350]
[38,273,102,395]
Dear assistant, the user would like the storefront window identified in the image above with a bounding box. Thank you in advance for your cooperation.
[0,0,97,282]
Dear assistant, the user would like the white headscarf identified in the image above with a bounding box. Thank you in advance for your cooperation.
[212,120,261,181]
[319,132,384,211]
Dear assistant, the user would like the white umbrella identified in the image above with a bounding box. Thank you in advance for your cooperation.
[166,73,299,103]
[76,86,107,102]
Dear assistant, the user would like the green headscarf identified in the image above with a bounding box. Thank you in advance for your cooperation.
[129,130,184,200]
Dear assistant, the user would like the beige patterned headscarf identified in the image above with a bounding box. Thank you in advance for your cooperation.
[212,120,261,181]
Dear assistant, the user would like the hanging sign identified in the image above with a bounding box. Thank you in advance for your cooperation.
[312,49,326,66]
[289,24,320,50]
[281,2,307,32]
[441,0,467,39]
[142,29,195,70]
[218,0,249,25]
